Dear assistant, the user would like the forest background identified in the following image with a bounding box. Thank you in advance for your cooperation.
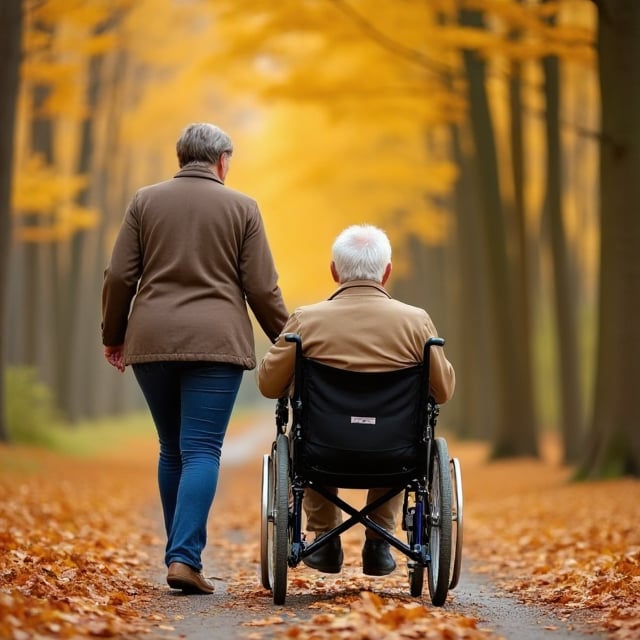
[0,0,639,479]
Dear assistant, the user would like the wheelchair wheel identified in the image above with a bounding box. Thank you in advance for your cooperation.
[260,453,271,589]
[449,457,464,590]
[427,437,452,606]
[269,433,290,605]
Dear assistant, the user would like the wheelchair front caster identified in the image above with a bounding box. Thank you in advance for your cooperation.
[408,560,425,597]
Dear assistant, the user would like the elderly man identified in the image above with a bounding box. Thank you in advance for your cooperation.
[258,224,455,576]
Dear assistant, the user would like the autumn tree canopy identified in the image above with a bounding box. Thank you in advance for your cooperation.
[3,0,639,478]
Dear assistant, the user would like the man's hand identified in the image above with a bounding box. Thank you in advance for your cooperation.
[104,345,125,373]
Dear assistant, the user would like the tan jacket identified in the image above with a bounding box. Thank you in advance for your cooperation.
[258,281,455,402]
[102,165,288,368]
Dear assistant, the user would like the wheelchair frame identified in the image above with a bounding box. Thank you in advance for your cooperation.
[260,334,463,606]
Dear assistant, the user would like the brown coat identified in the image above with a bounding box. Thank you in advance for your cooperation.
[257,281,455,402]
[102,165,288,369]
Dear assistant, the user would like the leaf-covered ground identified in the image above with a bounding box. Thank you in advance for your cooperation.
[1,425,638,639]
[458,439,640,639]
[0,440,161,639]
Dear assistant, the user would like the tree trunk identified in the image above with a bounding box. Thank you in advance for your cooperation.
[508,56,539,449]
[91,49,144,418]
[450,122,496,439]
[0,0,23,442]
[542,41,584,463]
[460,8,538,458]
[20,82,54,369]
[579,0,640,478]
[59,51,104,422]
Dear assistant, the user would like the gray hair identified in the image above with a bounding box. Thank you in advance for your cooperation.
[176,123,233,168]
[332,224,392,283]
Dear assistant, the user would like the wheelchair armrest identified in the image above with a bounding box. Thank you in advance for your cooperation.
[285,333,303,402]
[275,397,289,434]
[422,337,445,402]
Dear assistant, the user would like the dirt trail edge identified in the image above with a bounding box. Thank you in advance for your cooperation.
[141,419,603,640]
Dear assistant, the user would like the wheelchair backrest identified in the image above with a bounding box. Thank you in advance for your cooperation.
[296,358,430,482]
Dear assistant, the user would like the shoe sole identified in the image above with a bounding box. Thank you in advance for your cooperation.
[167,576,214,594]
[301,558,343,574]
[362,566,396,576]
[302,561,342,574]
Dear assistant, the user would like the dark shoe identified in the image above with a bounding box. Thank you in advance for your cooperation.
[302,535,343,573]
[167,562,215,594]
[362,539,396,576]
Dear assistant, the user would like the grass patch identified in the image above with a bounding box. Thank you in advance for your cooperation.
[6,404,271,460]
[44,413,154,457]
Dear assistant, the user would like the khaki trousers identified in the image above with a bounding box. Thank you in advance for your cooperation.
[303,487,404,539]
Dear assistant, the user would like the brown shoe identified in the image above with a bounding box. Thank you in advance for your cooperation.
[167,562,215,594]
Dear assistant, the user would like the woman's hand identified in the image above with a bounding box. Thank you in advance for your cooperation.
[104,345,125,373]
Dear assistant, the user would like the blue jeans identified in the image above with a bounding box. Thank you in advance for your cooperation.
[133,362,243,571]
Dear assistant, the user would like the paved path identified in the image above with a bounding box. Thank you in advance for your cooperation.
[141,418,602,639]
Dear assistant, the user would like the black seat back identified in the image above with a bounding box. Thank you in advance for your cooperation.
[296,358,429,487]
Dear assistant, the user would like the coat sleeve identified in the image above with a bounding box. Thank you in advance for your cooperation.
[239,202,289,343]
[101,197,143,346]
[256,313,301,399]
[424,313,456,404]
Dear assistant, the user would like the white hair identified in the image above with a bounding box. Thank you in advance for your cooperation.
[332,224,392,283]
[176,123,233,168]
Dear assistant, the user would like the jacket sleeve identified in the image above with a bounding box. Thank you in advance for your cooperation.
[257,313,300,399]
[424,313,456,404]
[239,203,289,342]
[101,197,143,346]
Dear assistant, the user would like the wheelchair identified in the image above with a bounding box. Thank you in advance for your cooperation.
[260,333,463,606]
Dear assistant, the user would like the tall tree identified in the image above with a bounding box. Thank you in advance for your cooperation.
[580,0,640,477]
[541,6,584,463]
[0,0,23,442]
[460,7,538,458]
[507,44,538,453]
[449,121,497,440]
[57,40,105,421]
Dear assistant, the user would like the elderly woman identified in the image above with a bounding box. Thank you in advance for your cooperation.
[102,123,288,594]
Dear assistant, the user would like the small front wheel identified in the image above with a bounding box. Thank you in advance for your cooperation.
[405,501,426,598]
[409,561,424,597]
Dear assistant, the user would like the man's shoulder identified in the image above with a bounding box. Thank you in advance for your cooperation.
[293,299,332,316]
[387,297,429,315]
[295,295,428,319]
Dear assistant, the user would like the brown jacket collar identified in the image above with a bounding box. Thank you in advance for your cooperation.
[329,280,392,300]
[174,165,223,184]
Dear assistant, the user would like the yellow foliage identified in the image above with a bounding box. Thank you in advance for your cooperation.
[12,0,597,301]
[14,156,86,210]
[121,0,215,65]
[12,155,98,242]
[226,98,458,304]
[16,203,99,243]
